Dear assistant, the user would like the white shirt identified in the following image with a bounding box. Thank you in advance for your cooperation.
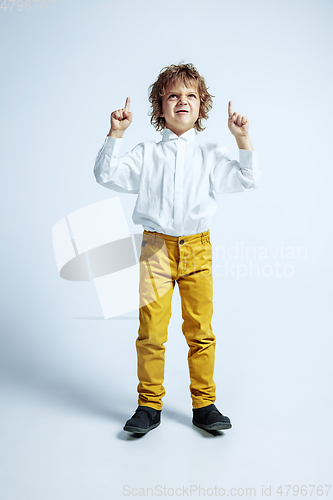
[93,127,261,237]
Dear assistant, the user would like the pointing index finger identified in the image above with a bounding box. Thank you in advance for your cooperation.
[228,100,233,119]
[125,97,130,111]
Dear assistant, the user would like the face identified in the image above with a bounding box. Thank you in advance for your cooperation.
[160,79,201,136]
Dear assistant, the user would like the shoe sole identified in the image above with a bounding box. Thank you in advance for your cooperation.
[123,421,161,434]
[193,421,232,431]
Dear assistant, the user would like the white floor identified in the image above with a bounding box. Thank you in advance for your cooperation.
[1,275,332,499]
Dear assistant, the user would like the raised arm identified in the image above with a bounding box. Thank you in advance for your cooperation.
[93,97,144,194]
[211,145,261,194]
[211,102,261,193]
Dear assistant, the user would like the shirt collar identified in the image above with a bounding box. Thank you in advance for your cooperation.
[162,127,196,144]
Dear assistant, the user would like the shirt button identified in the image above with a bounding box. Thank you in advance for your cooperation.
[180,239,185,245]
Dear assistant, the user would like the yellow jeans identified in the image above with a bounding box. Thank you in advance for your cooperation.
[136,229,216,410]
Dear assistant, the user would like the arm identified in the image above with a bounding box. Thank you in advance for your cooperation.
[93,97,143,193]
[210,100,261,194]
[93,137,144,193]
[235,135,253,151]
[211,144,261,194]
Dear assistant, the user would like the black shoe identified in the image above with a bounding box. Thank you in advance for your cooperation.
[192,404,232,431]
[123,405,161,434]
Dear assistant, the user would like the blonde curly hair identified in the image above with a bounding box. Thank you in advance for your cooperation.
[148,62,214,133]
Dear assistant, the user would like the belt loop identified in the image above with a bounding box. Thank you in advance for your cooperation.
[201,230,209,244]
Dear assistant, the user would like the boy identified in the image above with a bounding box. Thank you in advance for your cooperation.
[93,62,261,435]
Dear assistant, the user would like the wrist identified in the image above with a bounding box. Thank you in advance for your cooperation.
[235,135,253,150]
[107,129,124,139]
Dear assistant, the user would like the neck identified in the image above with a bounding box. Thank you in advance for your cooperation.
[166,126,193,137]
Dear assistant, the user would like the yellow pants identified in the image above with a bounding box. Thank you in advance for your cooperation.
[136,229,216,410]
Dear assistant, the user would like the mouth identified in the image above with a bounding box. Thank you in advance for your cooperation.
[176,110,189,114]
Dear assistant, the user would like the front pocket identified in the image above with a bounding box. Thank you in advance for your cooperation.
[202,239,212,261]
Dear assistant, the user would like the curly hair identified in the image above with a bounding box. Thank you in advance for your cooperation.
[148,62,214,134]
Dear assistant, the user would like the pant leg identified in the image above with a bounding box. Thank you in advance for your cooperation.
[136,233,176,411]
[177,234,216,409]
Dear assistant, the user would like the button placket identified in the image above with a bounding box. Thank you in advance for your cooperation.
[174,142,185,236]
[178,237,188,274]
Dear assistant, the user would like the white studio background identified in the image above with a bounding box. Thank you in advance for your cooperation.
[1,0,332,498]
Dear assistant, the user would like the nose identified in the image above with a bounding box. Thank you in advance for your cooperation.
[178,96,188,105]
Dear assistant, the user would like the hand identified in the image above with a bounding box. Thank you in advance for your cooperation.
[109,97,132,137]
[228,101,249,138]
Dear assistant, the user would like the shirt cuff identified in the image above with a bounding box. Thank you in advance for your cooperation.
[239,148,259,164]
[103,136,123,158]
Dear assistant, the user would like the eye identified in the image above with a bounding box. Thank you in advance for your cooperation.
[168,94,177,98]
[189,94,197,98]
